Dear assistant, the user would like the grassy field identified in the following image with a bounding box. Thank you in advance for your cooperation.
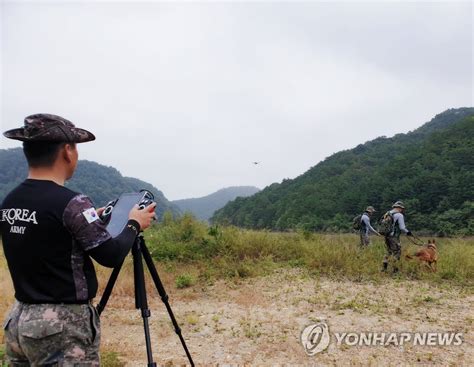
[145,214,474,286]
[1,215,473,365]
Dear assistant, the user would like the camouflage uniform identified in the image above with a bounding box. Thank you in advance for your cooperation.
[382,202,410,272]
[384,236,402,261]
[3,301,100,366]
[359,207,377,247]
[359,231,370,247]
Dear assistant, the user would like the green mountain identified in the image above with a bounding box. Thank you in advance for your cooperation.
[0,148,180,219]
[173,186,260,221]
[212,108,474,236]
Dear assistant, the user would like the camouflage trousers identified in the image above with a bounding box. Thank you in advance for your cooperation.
[383,236,401,268]
[2,301,100,366]
[359,232,370,247]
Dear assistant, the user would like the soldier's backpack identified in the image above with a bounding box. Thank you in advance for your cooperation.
[352,214,363,231]
[378,211,394,236]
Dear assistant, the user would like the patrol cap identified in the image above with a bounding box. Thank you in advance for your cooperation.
[366,206,376,213]
[3,114,95,143]
[392,201,405,209]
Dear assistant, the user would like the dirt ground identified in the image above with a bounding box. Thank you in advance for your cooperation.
[98,269,473,366]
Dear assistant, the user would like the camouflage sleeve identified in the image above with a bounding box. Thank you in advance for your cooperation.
[63,194,111,251]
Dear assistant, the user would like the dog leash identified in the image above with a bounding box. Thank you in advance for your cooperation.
[407,235,425,247]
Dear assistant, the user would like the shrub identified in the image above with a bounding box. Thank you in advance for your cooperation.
[175,274,194,289]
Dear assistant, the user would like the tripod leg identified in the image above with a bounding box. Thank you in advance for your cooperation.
[141,243,195,367]
[133,238,157,367]
[96,259,125,316]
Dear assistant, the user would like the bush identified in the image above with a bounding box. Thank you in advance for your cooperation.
[175,274,194,289]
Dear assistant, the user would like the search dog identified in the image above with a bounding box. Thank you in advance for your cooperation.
[405,239,438,272]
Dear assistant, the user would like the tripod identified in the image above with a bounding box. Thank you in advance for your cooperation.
[96,234,195,367]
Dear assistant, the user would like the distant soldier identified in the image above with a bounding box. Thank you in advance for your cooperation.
[381,201,413,273]
[359,206,380,246]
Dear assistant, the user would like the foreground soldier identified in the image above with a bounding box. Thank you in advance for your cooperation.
[0,114,156,366]
[382,201,413,273]
[359,206,379,246]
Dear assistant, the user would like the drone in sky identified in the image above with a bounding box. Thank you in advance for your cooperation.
[252,162,260,165]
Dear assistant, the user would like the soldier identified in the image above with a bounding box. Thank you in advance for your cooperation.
[0,114,156,366]
[382,200,413,273]
[359,206,380,246]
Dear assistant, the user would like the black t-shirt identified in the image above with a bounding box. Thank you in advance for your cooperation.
[0,179,112,304]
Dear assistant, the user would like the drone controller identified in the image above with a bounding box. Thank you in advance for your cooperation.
[101,190,155,238]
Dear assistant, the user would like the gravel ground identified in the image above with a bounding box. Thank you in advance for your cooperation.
[99,269,473,366]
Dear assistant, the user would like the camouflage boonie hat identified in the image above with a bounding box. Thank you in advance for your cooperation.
[392,201,405,209]
[3,114,95,143]
[366,206,376,213]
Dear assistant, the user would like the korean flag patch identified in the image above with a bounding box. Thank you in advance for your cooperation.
[83,208,99,224]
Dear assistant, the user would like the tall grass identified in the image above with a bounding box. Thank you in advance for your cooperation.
[0,214,472,313]
[145,213,474,285]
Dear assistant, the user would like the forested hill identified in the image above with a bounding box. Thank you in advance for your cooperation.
[0,149,180,219]
[212,108,474,235]
[173,186,260,221]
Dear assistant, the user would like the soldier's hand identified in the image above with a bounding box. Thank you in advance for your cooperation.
[96,207,106,217]
[128,203,157,231]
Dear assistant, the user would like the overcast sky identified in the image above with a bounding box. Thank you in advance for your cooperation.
[1,1,472,200]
